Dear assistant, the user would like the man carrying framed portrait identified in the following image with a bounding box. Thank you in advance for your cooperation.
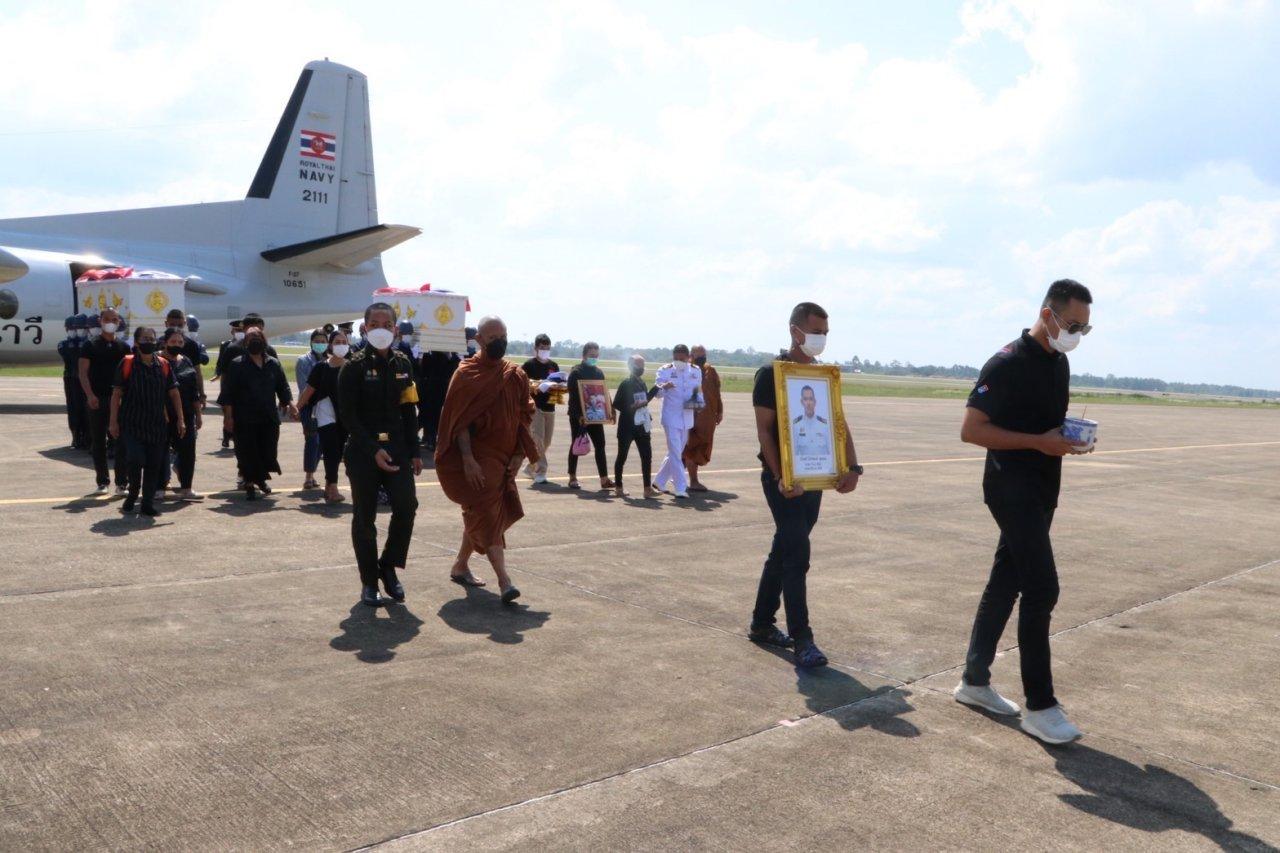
[748,301,863,669]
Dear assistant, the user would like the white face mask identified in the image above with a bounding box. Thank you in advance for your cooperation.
[233,331,245,342]
[89,328,101,339]
[365,327,395,350]
[101,322,118,334]
[796,329,826,358]
[1048,328,1081,354]
[188,331,198,341]
[331,344,350,358]
[537,349,551,362]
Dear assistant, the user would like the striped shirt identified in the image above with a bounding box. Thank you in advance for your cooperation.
[113,356,176,444]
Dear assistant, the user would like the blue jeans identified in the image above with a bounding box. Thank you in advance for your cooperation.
[751,470,823,643]
[301,406,320,474]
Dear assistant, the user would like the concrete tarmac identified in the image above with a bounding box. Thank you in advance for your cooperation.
[0,375,1277,850]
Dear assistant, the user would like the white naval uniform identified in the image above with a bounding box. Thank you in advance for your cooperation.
[653,361,702,495]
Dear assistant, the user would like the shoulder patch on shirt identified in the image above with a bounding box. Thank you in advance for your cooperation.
[976,384,990,395]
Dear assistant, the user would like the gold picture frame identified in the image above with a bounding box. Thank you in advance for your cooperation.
[578,378,615,425]
[773,361,849,491]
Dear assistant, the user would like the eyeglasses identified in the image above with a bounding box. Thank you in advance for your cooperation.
[1050,309,1092,336]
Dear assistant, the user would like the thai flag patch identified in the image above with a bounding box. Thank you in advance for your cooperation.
[300,130,336,161]
[977,385,989,395]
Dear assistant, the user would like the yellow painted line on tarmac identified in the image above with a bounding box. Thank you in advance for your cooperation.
[4,440,1279,508]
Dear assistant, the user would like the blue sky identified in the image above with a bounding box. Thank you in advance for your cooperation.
[2,0,1278,388]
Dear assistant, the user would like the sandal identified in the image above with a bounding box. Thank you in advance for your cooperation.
[748,626,795,648]
[688,484,709,492]
[794,641,829,669]
[450,572,487,588]
[567,480,582,490]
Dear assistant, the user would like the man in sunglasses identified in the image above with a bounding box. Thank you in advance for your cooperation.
[954,278,1095,745]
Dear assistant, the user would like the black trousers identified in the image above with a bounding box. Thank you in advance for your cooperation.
[751,470,823,644]
[63,376,88,446]
[123,433,167,508]
[963,500,1060,711]
[318,423,348,484]
[88,404,126,487]
[346,447,418,587]
[568,421,608,479]
[614,429,652,489]
[171,417,197,489]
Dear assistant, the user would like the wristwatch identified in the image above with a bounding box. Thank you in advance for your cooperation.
[846,464,865,475]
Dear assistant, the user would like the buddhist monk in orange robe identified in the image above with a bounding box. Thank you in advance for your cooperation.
[683,344,723,491]
[435,317,539,604]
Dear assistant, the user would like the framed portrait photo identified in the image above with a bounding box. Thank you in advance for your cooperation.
[578,378,615,425]
[773,362,849,491]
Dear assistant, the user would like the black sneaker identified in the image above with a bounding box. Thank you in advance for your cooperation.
[748,626,795,648]
[139,505,159,518]
[380,564,405,602]
[122,495,136,512]
[360,585,385,608]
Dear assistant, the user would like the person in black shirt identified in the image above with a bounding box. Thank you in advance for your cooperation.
[338,303,422,607]
[296,329,351,503]
[418,349,461,452]
[954,279,1095,746]
[217,327,296,500]
[158,328,205,501]
[612,354,659,498]
[749,302,861,669]
[109,327,183,517]
[213,320,245,449]
[520,333,562,484]
[79,307,131,493]
[566,341,614,490]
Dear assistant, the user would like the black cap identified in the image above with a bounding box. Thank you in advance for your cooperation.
[337,321,355,332]
[229,319,243,329]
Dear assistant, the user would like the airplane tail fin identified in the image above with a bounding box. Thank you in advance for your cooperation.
[246,60,381,245]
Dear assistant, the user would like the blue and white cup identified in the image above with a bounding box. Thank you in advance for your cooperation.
[1062,416,1098,450]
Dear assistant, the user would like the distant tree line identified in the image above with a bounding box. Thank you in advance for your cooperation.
[375,337,1276,399]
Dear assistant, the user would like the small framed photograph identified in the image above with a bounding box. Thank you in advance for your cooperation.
[578,378,615,425]
[773,362,848,491]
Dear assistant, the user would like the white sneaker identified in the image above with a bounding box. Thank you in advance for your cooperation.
[674,490,689,499]
[953,680,1020,716]
[533,474,547,484]
[93,483,109,495]
[1021,704,1083,745]
[114,484,128,496]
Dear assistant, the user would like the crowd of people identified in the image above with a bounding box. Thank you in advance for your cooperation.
[55,279,1098,746]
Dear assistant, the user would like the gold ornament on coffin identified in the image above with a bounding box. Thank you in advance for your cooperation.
[146,289,169,314]
[434,302,454,326]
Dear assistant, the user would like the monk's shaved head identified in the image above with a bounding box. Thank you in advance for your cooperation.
[691,345,707,358]
[476,316,507,341]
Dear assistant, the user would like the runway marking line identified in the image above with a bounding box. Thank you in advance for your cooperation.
[2,439,1277,507]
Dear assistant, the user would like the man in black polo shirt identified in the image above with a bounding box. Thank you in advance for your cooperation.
[79,307,131,493]
[954,279,1095,745]
[520,333,559,484]
[749,302,862,669]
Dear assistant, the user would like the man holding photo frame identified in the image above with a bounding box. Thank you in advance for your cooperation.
[748,302,863,669]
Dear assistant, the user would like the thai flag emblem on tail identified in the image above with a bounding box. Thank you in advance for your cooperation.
[300,130,336,161]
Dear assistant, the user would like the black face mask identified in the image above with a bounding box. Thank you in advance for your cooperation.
[136,341,156,355]
[484,337,508,359]
[247,338,266,355]
[694,356,707,367]
[166,345,183,357]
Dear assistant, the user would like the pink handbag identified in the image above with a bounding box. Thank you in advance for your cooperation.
[571,433,592,456]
